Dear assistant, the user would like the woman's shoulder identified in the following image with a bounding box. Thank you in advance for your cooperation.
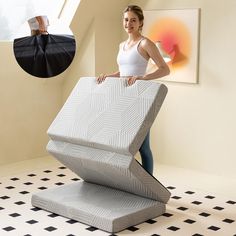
[139,37,157,52]
[140,37,155,46]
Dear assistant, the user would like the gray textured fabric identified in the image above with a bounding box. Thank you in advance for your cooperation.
[32,181,166,233]
[46,139,170,203]
[32,77,170,233]
[47,77,168,156]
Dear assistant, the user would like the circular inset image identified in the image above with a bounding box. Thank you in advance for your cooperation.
[13,15,76,78]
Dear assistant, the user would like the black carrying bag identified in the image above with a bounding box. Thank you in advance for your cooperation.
[13,34,76,78]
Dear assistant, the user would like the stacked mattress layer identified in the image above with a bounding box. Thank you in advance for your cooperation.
[32,77,170,233]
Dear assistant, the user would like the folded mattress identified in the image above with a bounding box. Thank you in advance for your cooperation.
[32,77,170,233]
[47,77,168,156]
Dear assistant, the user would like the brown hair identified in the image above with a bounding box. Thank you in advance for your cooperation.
[123,5,144,30]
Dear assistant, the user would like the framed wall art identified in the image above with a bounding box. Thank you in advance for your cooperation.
[143,9,200,83]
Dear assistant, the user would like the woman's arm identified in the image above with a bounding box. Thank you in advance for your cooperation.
[105,71,120,77]
[142,38,170,80]
[127,38,170,85]
[96,71,120,84]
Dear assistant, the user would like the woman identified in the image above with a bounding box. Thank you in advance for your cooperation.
[97,5,170,174]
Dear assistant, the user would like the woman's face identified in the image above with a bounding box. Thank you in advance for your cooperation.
[123,11,142,34]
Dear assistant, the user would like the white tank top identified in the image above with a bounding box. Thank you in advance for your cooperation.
[117,38,148,77]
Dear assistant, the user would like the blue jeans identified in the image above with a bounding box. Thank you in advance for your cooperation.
[139,131,153,175]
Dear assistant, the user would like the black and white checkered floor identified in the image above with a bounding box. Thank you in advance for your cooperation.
[0,164,236,236]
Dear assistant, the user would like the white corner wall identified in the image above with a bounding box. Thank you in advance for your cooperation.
[2,0,235,180]
[62,20,96,100]
[62,0,130,99]
[129,0,236,178]
[0,42,63,165]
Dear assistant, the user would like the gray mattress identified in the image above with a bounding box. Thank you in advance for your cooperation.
[47,77,168,156]
[32,181,166,233]
[32,77,170,233]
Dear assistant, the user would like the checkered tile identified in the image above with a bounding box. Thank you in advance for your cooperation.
[0,164,236,236]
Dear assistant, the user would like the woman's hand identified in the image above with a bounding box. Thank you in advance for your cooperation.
[96,71,120,84]
[36,16,48,34]
[39,24,47,33]
[127,76,141,86]
[96,74,107,84]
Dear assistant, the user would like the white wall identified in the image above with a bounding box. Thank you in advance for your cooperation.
[2,0,236,180]
[0,0,129,165]
[63,0,236,177]
[0,1,76,165]
[62,20,96,100]
[129,0,236,177]
[0,42,63,165]
[62,0,129,98]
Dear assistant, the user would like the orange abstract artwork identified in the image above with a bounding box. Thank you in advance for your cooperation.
[143,9,200,83]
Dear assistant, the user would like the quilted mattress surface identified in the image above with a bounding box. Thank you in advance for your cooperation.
[32,77,170,233]
[32,181,166,233]
[47,77,168,156]
[47,140,171,203]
